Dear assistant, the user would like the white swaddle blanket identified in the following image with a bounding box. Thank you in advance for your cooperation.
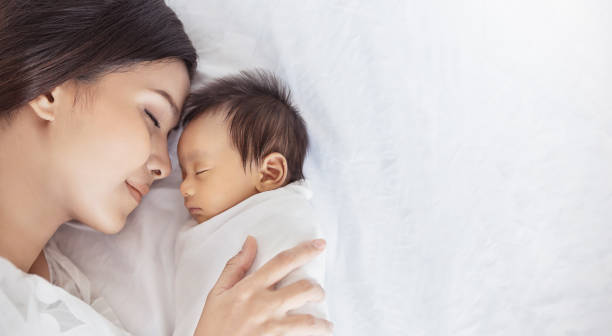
[174,181,327,336]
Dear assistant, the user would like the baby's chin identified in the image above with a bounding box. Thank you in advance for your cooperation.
[190,211,211,224]
[187,204,231,224]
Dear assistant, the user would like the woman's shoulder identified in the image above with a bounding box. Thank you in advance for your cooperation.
[0,251,129,335]
[44,240,91,302]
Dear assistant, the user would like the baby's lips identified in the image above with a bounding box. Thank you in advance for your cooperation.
[188,207,203,214]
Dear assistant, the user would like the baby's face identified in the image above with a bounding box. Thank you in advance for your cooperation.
[178,111,258,223]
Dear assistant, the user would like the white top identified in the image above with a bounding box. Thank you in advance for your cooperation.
[0,241,129,335]
[174,181,328,336]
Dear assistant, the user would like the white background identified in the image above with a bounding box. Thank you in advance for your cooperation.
[54,0,612,335]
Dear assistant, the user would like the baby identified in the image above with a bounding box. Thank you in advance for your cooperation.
[173,70,327,336]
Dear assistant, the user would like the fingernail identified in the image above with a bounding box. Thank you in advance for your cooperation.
[312,239,326,250]
[241,236,252,251]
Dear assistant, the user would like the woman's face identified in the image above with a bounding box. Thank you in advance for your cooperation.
[47,60,190,233]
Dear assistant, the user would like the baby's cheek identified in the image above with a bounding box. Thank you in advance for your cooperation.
[201,185,233,218]
[192,182,214,212]
[206,194,230,218]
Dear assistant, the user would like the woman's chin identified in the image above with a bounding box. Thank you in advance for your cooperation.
[83,213,127,235]
[100,221,125,235]
[72,189,134,234]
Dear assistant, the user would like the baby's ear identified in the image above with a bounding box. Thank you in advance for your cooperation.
[255,152,288,192]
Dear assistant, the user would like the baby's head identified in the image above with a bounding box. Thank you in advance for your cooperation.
[178,70,309,223]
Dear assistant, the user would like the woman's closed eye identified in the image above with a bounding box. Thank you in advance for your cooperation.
[144,109,160,128]
[196,169,209,175]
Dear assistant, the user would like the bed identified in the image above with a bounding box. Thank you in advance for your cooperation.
[52,0,612,335]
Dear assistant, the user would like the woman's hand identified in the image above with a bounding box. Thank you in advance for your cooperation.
[194,236,333,336]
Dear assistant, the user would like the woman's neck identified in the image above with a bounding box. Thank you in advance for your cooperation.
[0,113,70,273]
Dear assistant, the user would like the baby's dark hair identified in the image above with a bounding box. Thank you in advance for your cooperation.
[182,70,309,183]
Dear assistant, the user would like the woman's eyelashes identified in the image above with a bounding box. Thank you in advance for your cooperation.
[144,108,160,128]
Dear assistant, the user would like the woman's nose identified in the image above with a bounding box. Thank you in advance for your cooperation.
[147,137,172,180]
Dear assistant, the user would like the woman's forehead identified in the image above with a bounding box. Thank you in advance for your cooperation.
[99,60,190,106]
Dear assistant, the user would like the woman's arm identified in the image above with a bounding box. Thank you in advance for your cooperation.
[194,236,333,336]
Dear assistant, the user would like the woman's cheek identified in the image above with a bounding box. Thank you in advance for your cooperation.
[110,118,152,171]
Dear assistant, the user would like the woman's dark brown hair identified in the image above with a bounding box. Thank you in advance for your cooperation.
[0,0,197,120]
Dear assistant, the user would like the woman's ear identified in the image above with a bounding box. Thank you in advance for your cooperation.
[255,152,288,192]
[27,86,64,122]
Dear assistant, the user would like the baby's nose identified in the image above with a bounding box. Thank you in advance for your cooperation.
[180,180,194,197]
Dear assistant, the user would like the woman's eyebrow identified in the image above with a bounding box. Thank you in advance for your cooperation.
[152,89,179,118]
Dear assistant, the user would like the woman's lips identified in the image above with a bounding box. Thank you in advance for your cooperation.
[126,182,142,203]
[125,181,149,203]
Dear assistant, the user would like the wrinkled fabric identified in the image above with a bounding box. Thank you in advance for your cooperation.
[174,181,327,336]
[0,253,128,335]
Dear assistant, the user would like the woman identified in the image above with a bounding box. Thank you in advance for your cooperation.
[0,0,332,335]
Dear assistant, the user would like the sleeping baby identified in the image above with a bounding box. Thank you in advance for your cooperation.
[173,70,328,336]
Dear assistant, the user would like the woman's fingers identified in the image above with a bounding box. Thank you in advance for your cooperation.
[195,239,333,336]
[209,236,257,297]
[249,239,326,288]
[271,314,334,336]
[274,280,325,312]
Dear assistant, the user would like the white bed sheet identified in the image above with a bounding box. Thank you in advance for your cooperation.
[52,0,612,335]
